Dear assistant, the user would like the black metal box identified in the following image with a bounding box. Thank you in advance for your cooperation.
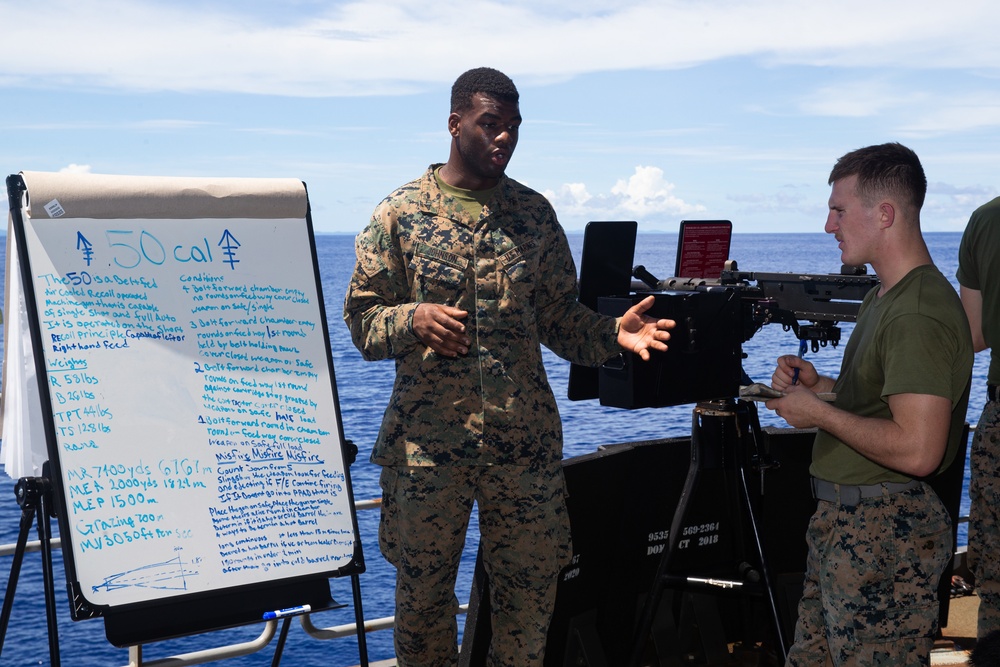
[597,290,744,408]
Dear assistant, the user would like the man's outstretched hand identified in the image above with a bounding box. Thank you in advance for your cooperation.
[617,295,675,361]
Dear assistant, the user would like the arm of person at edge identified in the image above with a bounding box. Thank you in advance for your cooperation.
[764,354,951,478]
[960,285,988,352]
[412,294,675,361]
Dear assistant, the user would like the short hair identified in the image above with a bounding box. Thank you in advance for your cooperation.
[828,142,927,211]
[450,67,519,113]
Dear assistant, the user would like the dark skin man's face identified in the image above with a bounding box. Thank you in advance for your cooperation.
[440,93,521,191]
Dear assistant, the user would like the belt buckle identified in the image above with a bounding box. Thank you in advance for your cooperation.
[838,484,862,507]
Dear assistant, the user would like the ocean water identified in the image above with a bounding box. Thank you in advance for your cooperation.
[0,231,989,666]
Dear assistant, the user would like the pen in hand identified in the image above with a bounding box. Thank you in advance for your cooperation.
[792,338,807,385]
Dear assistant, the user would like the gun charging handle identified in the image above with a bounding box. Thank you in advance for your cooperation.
[633,265,660,290]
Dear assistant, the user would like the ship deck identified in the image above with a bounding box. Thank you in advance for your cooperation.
[934,590,979,666]
[350,585,984,667]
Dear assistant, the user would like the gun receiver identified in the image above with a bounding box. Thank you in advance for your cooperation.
[595,266,879,409]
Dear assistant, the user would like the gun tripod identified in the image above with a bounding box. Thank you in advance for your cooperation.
[0,474,62,666]
[627,398,788,667]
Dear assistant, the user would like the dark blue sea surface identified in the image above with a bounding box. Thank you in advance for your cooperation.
[0,231,987,666]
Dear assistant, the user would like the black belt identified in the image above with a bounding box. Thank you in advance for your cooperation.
[990,384,997,402]
[810,477,921,507]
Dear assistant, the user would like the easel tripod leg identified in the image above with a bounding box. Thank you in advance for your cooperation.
[37,478,61,667]
[0,476,61,666]
[351,572,369,667]
[0,499,37,657]
[270,617,292,667]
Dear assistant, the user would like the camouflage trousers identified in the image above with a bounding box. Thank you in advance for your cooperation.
[786,482,952,667]
[968,398,1000,638]
[378,461,571,667]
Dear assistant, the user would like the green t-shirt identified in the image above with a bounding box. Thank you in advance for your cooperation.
[811,265,973,485]
[434,167,496,219]
[957,196,1000,385]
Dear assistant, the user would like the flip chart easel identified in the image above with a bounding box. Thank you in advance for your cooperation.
[1,171,366,656]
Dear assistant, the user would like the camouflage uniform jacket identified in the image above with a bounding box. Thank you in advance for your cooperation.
[344,165,621,467]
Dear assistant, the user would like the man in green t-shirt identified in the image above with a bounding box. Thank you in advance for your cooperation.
[765,143,973,665]
[957,196,1000,639]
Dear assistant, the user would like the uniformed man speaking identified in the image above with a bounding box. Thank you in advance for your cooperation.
[344,67,674,666]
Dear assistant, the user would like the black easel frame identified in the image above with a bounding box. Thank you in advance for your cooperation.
[3,172,371,667]
[0,473,62,666]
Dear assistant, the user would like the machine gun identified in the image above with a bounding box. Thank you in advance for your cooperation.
[569,231,878,409]
[660,263,876,350]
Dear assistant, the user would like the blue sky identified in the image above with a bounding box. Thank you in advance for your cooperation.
[1,0,998,234]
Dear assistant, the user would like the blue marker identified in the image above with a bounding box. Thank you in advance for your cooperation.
[263,604,311,620]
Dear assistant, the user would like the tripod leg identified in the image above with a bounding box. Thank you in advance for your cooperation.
[0,503,37,658]
[270,617,292,667]
[738,464,788,662]
[351,573,369,667]
[738,405,789,662]
[627,411,703,667]
[37,480,61,667]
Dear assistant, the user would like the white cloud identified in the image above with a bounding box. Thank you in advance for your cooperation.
[544,165,705,227]
[796,80,923,118]
[923,182,1000,229]
[0,0,997,97]
[795,80,1000,137]
[131,120,216,131]
[898,93,1000,137]
[611,166,705,216]
[551,182,592,207]
[5,120,212,132]
[59,164,92,173]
